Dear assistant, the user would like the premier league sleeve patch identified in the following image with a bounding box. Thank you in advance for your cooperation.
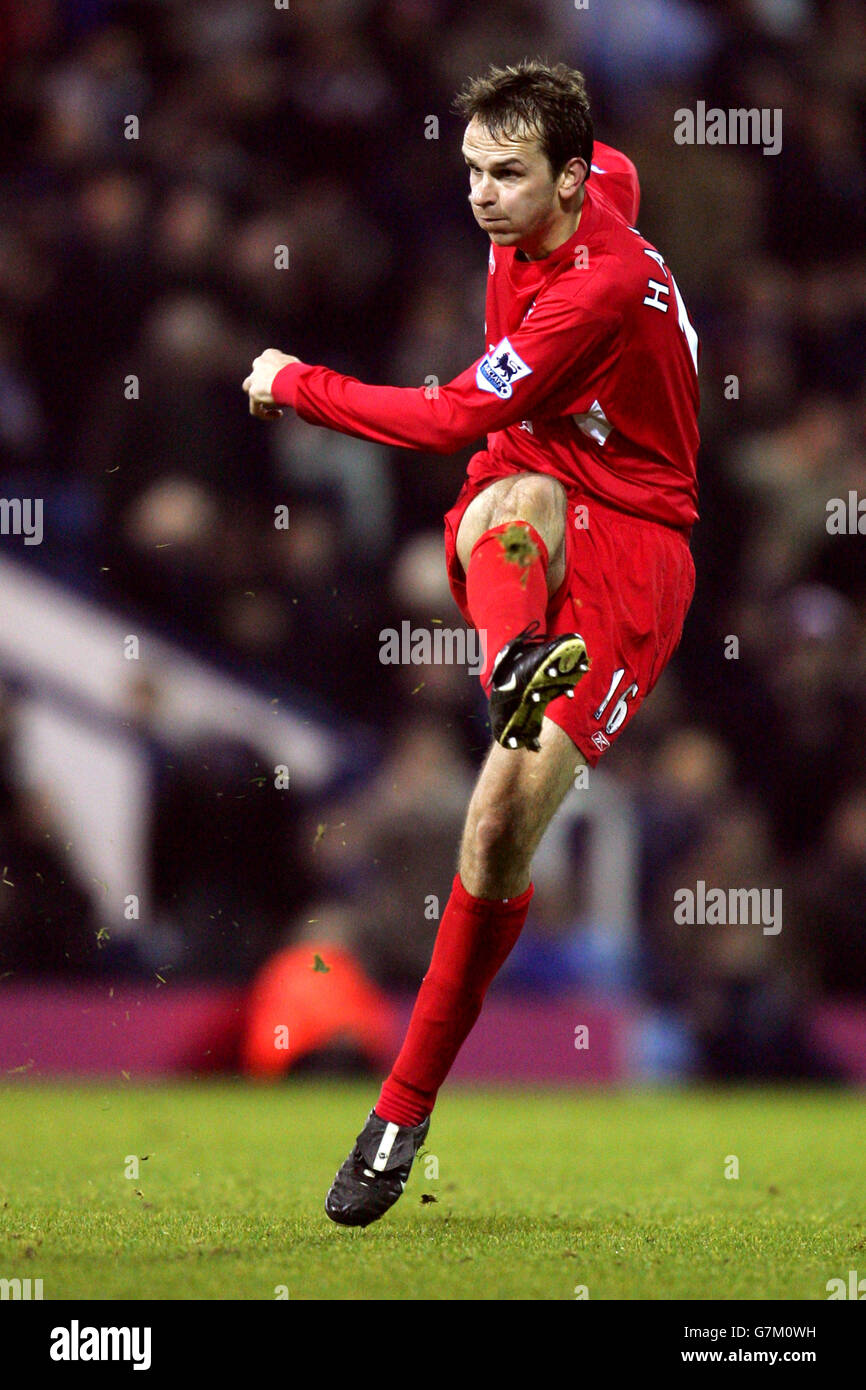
[476,336,533,400]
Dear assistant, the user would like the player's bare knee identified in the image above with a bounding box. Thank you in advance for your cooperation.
[472,808,523,865]
[491,474,566,541]
[456,473,567,575]
[492,478,567,586]
[473,809,510,857]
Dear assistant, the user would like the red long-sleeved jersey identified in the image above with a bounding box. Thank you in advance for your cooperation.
[271,142,700,533]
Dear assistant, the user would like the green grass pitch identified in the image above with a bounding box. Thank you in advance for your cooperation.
[0,1080,862,1300]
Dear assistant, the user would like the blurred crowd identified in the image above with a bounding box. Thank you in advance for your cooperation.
[1,0,865,1076]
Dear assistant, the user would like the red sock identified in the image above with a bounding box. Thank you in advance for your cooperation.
[465,520,549,689]
[376,872,533,1127]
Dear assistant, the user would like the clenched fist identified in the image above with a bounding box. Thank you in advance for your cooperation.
[243,348,300,419]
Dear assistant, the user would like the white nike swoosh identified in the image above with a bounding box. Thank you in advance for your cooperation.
[496,672,517,692]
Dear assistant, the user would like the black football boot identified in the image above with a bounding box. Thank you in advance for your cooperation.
[325,1110,430,1228]
[487,621,589,752]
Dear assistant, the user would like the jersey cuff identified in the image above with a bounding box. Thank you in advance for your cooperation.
[270,361,306,407]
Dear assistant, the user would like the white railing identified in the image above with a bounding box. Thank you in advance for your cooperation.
[0,557,355,931]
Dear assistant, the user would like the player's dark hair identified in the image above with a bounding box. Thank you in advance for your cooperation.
[453,59,593,180]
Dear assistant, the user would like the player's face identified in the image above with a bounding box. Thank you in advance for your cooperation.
[462,118,584,257]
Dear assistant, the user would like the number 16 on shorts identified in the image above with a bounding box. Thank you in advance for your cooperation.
[593,667,639,736]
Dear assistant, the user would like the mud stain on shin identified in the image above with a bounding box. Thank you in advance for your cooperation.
[498,522,539,588]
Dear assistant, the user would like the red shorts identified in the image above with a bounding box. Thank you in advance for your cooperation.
[443,472,696,766]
